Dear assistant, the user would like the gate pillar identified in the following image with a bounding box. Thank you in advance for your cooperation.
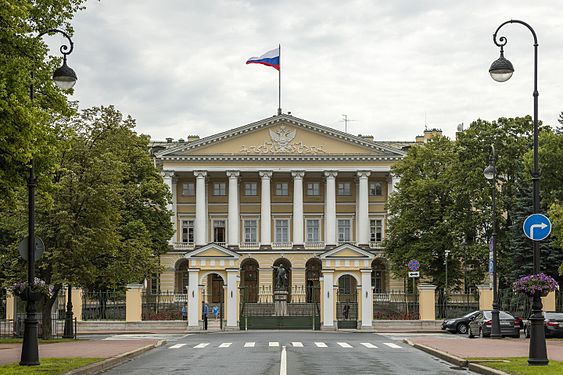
[360,269,373,329]
[322,270,335,329]
[226,268,239,329]
[418,284,437,320]
[187,268,200,329]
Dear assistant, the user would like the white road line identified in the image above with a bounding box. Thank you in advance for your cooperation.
[219,343,232,348]
[269,342,280,347]
[169,344,187,349]
[337,342,353,348]
[361,343,377,348]
[292,342,303,347]
[280,345,287,375]
[194,343,209,348]
[244,342,255,348]
[315,342,327,348]
[384,343,402,349]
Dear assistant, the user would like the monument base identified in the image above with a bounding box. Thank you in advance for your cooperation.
[274,290,289,316]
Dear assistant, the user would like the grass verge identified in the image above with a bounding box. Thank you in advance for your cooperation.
[0,357,100,375]
[0,338,78,345]
[468,357,563,375]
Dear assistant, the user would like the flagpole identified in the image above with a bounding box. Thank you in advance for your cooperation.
[278,43,281,115]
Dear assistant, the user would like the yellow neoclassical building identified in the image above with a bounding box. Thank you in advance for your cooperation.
[150,113,414,330]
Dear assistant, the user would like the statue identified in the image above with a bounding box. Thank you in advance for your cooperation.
[273,264,288,291]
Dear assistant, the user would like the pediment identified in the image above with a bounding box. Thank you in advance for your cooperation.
[157,114,404,159]
[184,243,239,259]
[320,243,375,259]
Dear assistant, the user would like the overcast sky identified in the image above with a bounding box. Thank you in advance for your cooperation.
[60,0,563,142]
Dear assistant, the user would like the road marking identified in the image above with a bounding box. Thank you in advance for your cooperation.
[384,343,401,349]
[244,342,255,348]
[269,341,280,347]
[292,342,303,347]
[337,342,353,348]
[169,343,186,349]
[315,342,327,348]
[361,343,377,348]
[219,343,232,348]
[194,343,209,348]
[280,345,287,375]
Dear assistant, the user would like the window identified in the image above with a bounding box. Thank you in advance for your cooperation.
[244,220,258,243]
[370,219,383,243]
[275,219,289,243]
[338,219,351,242]
[150,274,159,295]
[181,220,194,243]
[213,182,226,196]
[244,182,257,196]
[337,182,351,196]
[213,220,226,242]
[369,182,382,196]
[307,182,320,196]
[306,219,320,242]
[182,182,195,196]
[276,182,289,196]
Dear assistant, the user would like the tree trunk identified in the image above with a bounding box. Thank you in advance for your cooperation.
[41,284,62,339]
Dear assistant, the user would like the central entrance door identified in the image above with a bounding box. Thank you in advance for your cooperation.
[336,274,358,329]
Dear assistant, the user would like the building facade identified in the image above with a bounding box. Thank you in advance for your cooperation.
[152,113,411,330]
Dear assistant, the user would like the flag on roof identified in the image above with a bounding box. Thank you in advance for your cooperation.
[246,47,280,71]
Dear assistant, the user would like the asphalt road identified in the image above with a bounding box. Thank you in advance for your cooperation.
[102,331,475,375]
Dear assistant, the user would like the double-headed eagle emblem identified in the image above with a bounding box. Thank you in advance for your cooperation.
[269,126,296,152]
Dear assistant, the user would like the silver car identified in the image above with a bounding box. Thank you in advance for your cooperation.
[468,310,520,338]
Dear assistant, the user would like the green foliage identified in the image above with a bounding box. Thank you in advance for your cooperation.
[0,357,100,375]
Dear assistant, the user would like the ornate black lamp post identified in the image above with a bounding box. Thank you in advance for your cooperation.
[489,20,547,365]
[20,29,77,366]
[483,145,501,339]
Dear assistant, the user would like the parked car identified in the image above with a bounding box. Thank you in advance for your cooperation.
[524,312,563,338]
[441,311,480,334]
[468,310,520,338]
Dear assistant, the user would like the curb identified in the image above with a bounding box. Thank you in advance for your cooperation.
[64,339,166,375]
[403,339,510,375]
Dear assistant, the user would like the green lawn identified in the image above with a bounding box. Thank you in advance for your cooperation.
[0,338,78,345]
[0,358,100,375]
[469,357,563,375]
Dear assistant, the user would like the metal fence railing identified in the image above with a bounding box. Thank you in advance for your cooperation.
[435,289,479,319]
[142,291,187,320]
[498,288,531,319]
[82,290,125,320]
[1,315,77,339]
[373,290,419,320]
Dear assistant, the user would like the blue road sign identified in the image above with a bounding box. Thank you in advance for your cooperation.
[408,259,420,271]
[523,214,552,241]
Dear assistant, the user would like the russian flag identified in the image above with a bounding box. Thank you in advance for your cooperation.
[246,47,280,71]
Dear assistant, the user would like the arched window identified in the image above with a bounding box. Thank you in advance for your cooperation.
[175,259,189,294]
[371,259,387,293]
[240,258,259,303]
[305,258,322,303]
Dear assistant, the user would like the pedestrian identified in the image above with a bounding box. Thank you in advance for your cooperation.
[212,305,219,320]
[181,302,187,321]
[202,301,209,330]
[343,303,350,320]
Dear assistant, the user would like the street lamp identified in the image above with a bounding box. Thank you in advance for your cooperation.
[444,249,450,315]
[484,144,501,339]
[489,19,547,365]
[20,29,77,366]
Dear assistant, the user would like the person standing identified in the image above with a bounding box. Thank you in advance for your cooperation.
[202,301,209,330]
[181,303,187,321]
[212,305,219,320]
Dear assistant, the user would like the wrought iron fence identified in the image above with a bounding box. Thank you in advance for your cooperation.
[435,289,479,319]
[82,289,126,320]
[1,315,76,338]
[498,288,531,318]
[373,290,419,320]
[142,291,187,320]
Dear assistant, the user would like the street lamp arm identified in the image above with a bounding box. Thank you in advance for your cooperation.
[37,29,74,59]
[493,20,538,48]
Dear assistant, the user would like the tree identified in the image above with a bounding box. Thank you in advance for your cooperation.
[0,106,173,337]
[0,0,86,208]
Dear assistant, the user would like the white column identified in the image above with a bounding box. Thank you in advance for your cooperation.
[324,171,338,246]
[194,171,207,246]
[322,270,335,328]
[226,171,240,247]
[259,171,273,247]
[361,269,373,328]
[162,171,176,244]
[187,268,200,328]
[226,268,238,328]
[292,171,305,246]
[357,171,371,246]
